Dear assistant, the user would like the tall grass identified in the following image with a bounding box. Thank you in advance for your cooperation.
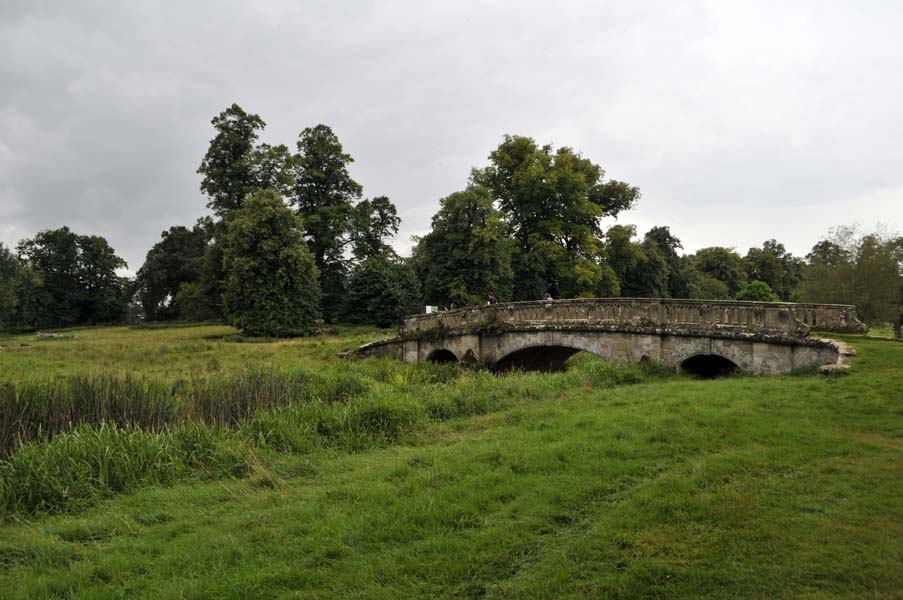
[0,366,400,459]
[0,423,247,514]
[0,354,671,515]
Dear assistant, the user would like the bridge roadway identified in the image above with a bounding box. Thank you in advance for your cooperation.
[352,298,865,375]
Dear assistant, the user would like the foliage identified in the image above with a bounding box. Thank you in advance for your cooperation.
[801,226,902,336]
[134,220,209,320]
[693,247,747,297]
[349,196,401,262]
[414,186,514,306]
[221,190,321,337]
[644,226,687,297]
[474,135,639,299]
[14,227,128,329]
[197,104,288,216]
[744,240,804,301]
[604,225,668,297]
[736,280,780,302]
[343,256,421,327]
[689,275,731,300]
[0,243,23,328]
[290,124,364,321]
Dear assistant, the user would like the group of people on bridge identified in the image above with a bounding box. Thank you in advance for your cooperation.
[436,291,555,313]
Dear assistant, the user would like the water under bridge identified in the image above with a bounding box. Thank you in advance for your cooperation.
[351,299,865,376]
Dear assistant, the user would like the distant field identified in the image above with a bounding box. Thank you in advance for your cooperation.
[0,323,389,381]
[0,325,901,598]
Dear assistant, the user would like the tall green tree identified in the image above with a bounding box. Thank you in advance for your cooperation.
[221,190,320,337]
[743,240,804,301]
[134,221,209,320]
[473,135,639,299]
[603,225,668,298]
[413,186,514,306]
[643,226,688,297]
[290,124,364,321]
[349,196,401,262]
[343,256,421,328]
[0,243,23,328]
[743,247,784,300]
[693,247,747,297]
[197,104,269,216]
[15,227,128,327]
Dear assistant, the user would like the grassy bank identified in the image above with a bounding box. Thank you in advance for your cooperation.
[0,325,901,598]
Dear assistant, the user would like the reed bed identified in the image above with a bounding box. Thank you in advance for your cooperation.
[0,367,382,460]
[0,355,671,515]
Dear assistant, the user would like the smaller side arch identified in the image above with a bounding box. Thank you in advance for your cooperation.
[680,353,740,378]
[426,348,458,364]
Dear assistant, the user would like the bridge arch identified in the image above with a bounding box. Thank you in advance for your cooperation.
[489,330,647,372]
[492,345,585,372]
[425,348,458,364]
[679,353,740,378]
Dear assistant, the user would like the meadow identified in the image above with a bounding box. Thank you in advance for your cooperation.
[0,324,901,598]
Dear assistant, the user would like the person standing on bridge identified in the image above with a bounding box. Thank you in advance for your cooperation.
[487,292,497,305]
[544,292,554,303]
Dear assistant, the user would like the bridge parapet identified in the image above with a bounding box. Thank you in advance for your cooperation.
[402,298,863,342]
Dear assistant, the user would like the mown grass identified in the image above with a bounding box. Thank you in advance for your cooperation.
[0,325,901,598]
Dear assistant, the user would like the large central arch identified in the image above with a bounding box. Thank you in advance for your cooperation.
[492,345,584,372]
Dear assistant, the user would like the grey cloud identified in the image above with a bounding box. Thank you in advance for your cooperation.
[1,0,902,273]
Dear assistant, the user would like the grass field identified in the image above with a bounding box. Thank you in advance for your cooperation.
[0,324,901,598]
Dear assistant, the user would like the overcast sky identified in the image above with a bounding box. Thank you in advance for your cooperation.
[2,1,902,273]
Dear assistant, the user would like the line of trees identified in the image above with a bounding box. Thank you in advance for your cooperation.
[1,103,900,338]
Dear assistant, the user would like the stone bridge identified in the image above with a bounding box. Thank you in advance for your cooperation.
[351,299,865,375]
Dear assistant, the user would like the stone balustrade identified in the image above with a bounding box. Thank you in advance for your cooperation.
[401,298,866,342]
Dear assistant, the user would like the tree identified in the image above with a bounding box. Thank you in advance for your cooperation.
[16,227,128,327]
[689,276,731,300]
[736,280,780,302]
[134,221,209,320]
[221,190,321,337]
[693,247,747,297]
[603,225,668,297]
[77,235,130,324]
[343,256,421,328]
[290,124,364,321]
[0,243,23,328]
[743,247,784,299]
[763,239,805,300]
[413,186,513,306]
[801,227,902,337]
[349,196,401,262]
[743,240,804,301]
[643,226,687,297]
[473,135,639,299]
[197,104,268,217]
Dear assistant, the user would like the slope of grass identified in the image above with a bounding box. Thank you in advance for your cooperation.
[0,327,901,598]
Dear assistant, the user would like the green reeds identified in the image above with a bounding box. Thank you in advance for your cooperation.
[0,367,379,459]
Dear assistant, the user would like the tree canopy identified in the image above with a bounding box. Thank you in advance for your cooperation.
[473,135,640,299]
[15,227,128,328]
[221,190,321,337]
[414,186,514,307]
[135,221,209,321]
[801,227,902,336]
[343,256,421,328]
